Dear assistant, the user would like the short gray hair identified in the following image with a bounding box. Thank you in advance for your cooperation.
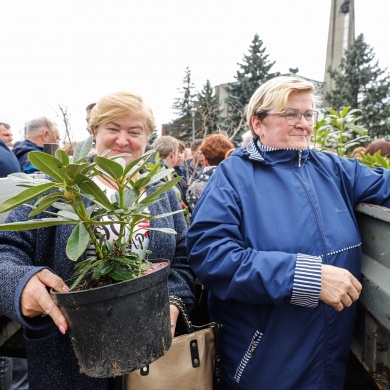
[25,117,56,137]
[152,136,178,159]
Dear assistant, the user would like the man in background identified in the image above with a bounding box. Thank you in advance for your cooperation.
[13,117,60,174]
[0,122,20,178]
[0,121,27,389]
[85,102,96,134]
[0,122,14,148]
[152,135,188,209]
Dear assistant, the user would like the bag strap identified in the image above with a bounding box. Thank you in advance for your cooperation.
[212,321,224,390]
[169,295,194,333]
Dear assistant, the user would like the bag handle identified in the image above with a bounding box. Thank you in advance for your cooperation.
[169,295,194,333]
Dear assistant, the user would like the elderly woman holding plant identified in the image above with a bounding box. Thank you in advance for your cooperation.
[0,92,194,389]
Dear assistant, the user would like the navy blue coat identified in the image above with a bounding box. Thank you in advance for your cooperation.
[187,139,390,389]
[12,139,42,174]
[0,141,21,177]
[0,188,194,389]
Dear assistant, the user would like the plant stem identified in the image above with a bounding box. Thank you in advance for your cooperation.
[73,193,105,260]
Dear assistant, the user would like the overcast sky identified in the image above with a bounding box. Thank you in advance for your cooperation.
[1,0,390,142]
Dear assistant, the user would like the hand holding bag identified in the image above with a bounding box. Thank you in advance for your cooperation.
[123,296,223,390]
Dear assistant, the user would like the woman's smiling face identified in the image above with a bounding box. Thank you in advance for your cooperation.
[94,113,149,165]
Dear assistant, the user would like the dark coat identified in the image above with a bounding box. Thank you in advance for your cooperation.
[0,141,21,177]
[0,188,194,389]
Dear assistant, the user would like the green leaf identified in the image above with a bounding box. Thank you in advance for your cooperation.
[141,227,177,234]
[328,109,339,117]
[94,156,124,179]
[78,179,115,211]
[29,192,64,217]
[55,149,70,165]
[93,260,115,278]
[0,182,56,213]
[66,223,91,261]
[27,152,66,182]
[58,210,80,221]
[64,163,92,179]
[340,106,351,118]
[123,150,155,177]
[121,188,139,208]
[8,172,51,184]
[345,123,368,135]
[141,176,182,205]
[0,218,77,231]
[73,136,93,163]
[133,165,164,189]
[108,264,135,281]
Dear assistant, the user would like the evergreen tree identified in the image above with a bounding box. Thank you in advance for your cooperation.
[166,67,196,142]
[326,34,390,139]
[224,34,279,139]
[194,79,222,138]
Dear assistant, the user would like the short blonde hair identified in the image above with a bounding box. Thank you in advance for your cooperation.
[245,76,322,136]
[89,91,155,137]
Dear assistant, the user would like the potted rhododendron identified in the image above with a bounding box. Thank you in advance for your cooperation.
[0,135,182,377]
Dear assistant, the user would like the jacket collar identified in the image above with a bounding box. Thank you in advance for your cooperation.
[244,137,310,167]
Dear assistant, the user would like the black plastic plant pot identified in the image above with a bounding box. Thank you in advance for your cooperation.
[51,260,171,378]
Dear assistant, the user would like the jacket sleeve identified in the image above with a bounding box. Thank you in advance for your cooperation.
[149,188,195,310]
[0,205,48,324]
[350,160,390,207]
[187,170,321,307]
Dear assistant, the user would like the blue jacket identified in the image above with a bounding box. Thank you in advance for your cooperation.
[0,188,194,389]
[12,139,42,174]
[0,141,21,177]
[187,139,390,390]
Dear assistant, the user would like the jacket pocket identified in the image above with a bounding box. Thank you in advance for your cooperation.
[234,330,263,384]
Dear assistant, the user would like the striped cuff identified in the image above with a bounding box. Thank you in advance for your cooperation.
[290,253,322,308]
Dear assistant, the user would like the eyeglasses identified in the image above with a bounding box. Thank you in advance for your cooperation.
[276,108,319,126]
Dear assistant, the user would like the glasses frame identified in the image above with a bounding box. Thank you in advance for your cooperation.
[275,108,319,126]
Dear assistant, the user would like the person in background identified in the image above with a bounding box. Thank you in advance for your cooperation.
[85,103,97,156]
[187,133,233,214]
[85,102,96,134]
[184,147,192,162]
[174,140,189,207]
[60,141,77,156]
[0,124,21,178]
[364,139,390,157]
[152,135,179,168]
[182,139,204,185]
[0,123,14,148]
[0,91,194,389]
[0,123,27,390]
[152,136,188,210]
[351,146,366,160]
[187,75,390,389]
[13,117,60,174]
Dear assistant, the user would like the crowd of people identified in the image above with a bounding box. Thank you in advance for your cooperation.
[1,75,390,389]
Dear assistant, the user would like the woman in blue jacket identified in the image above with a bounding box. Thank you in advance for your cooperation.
[187,76,390,389]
